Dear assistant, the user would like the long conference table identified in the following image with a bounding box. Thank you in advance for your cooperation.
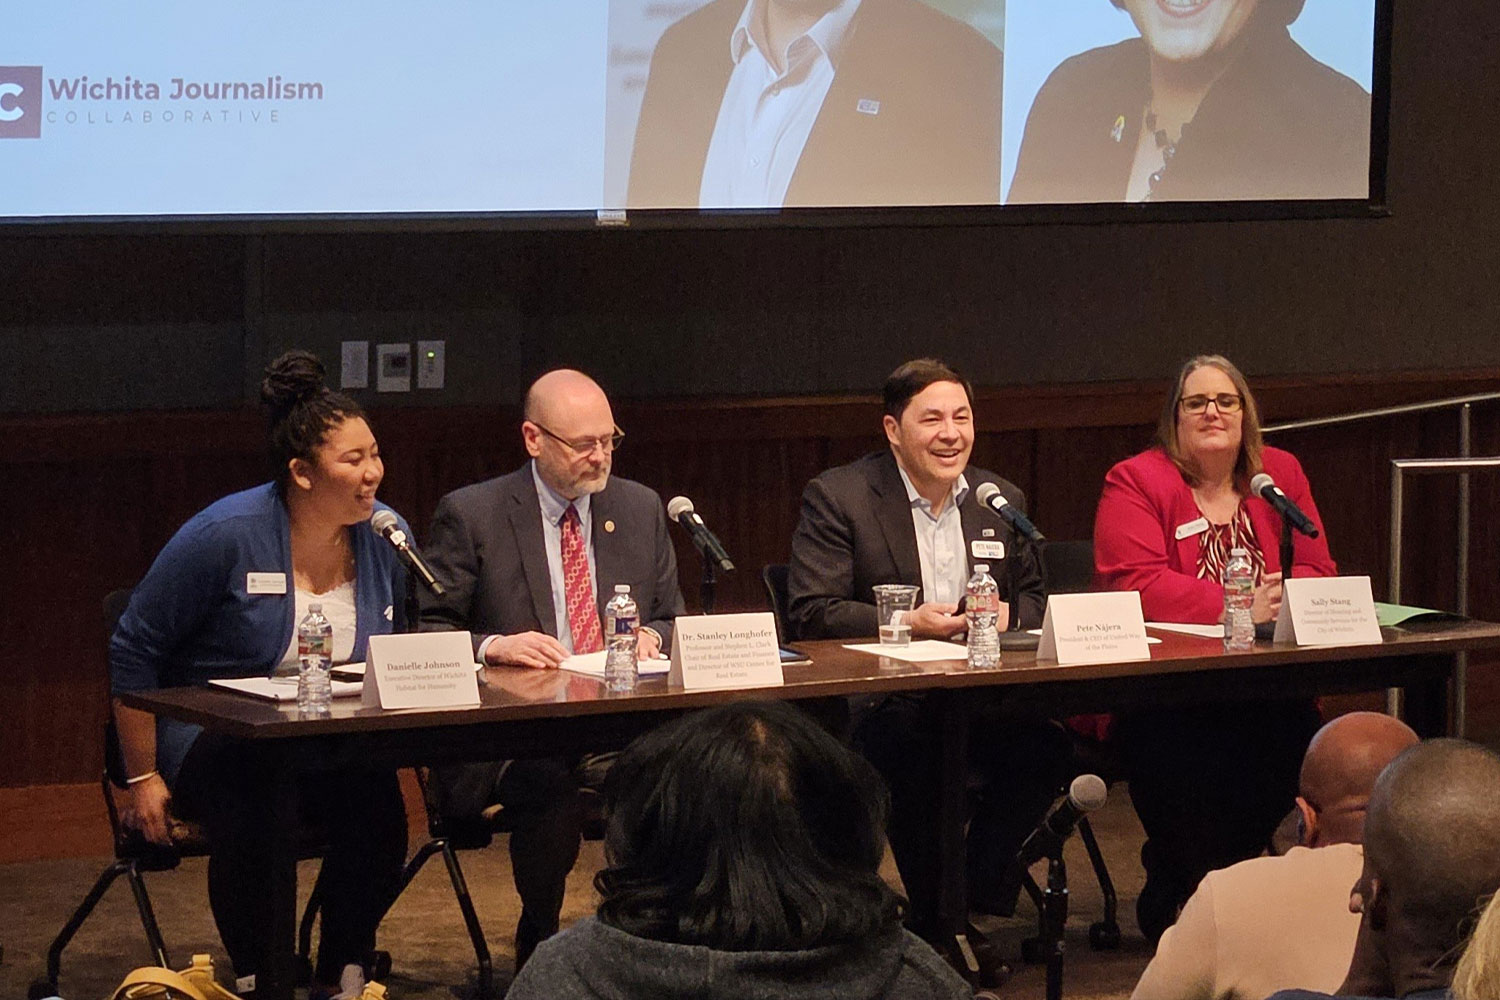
[122,619,1500,999]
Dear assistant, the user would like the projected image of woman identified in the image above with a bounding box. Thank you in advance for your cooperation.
[1007,0,1371,204]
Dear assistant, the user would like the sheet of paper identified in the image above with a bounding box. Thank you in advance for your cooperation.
[841,640,968,662]
[209,677,364,702]
[560,650,671,678]
[1146,622,1226,639]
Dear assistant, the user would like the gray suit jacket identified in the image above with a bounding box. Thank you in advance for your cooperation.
[787,450,1045,640]
[418,464,685,655]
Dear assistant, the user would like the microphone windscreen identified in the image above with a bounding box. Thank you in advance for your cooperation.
[1068,773,1108,812]
[370,509,398,534]
[1249,473,1276,496]
[666,495,695,522]
[975,481,1001,505]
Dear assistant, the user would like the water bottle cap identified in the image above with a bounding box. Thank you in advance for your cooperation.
[1229,548,1248,556]
[974,564,989,573]
[614,584,630,593]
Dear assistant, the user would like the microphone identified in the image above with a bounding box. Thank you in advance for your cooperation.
[666,496,735,573]
[1249,473,1319,538]
[975,481,1045,543]
[370,510,446,596]
[1012,774,1108,871]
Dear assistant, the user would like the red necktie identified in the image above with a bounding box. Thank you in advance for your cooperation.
[561,504,603,654]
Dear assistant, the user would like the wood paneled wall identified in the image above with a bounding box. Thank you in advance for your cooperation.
[5,369,1500,789]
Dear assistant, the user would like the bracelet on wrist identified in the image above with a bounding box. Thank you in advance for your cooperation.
[125,770,160,786]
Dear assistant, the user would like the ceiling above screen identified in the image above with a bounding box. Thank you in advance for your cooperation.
[1,0,1388,230]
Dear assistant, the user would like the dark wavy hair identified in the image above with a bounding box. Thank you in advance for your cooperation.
[594,700,905,951]
[883,358,974,421]
[259,349,366,495]
[1109,0,1306,25]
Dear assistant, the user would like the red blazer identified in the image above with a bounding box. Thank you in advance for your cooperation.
[1093,446,1337,624]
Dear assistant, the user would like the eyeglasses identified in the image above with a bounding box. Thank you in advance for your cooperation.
[531,421,625,455]
[1180,393,1243,415]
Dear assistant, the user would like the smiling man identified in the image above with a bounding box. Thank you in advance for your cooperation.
[788,358,1068,952]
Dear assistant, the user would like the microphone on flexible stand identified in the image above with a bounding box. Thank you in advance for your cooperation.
[1249,473,1318,538]
[667,496,733,614]
[371,509,445,597]
[974,482,1043,650]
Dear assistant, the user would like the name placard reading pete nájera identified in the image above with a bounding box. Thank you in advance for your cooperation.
[1037,592,1151,664]
[364,630,480,709]
[669,612,784,690]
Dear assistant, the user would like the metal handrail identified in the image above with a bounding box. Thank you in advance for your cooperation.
[1263,391,1500,435]
[1388,457,1500,736]
[1264,392,1500,736]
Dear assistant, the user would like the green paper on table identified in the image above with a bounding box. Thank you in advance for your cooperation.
[1374,602,1465,627]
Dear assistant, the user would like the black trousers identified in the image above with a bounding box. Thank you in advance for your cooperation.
[853,692,1074,938]
[1115,697,1322,943]
[172,732,409,986]
[429,757,583,966]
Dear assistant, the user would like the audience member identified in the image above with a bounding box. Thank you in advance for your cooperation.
[506,700,972,1000]
[1454,889,1500,1000]
[1132,711,1417,1000]
[1269,739,1500,1000]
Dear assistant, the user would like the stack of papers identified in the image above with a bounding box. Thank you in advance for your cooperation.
[559,650,672,678]
[209,677,364,702]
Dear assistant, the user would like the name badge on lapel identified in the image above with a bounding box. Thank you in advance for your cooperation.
[971,540,1006,561]
[246,572,287,595]
[1174,517,1210,541]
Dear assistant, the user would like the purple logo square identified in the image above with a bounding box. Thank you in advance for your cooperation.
[0,66,43,138]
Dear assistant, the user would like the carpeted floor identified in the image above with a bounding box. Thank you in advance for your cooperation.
[3,788,1157,1000]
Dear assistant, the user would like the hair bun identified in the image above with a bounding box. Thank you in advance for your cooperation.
[260,349,328,413]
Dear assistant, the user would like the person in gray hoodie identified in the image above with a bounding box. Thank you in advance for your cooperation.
[507,699,972,1000]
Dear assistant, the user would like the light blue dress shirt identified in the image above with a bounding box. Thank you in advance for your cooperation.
[896,463,970,607]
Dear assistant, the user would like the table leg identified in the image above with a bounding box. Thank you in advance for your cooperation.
[260,749,300,1000]
[1401,653,1457,737]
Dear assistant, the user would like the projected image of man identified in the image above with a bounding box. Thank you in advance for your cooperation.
[1007,0,1370,204]
[628,0,1003,209]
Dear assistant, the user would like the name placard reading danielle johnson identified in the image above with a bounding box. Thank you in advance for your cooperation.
[668,613,784,690]
[1038,592,1151,664]
[364,631,481,709]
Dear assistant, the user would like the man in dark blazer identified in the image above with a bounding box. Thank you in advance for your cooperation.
[788,359,1069,949]
[419,368,686,969]
[628,0,1002,209]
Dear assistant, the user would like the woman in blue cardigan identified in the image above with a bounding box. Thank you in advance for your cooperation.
[111,350,409,1000]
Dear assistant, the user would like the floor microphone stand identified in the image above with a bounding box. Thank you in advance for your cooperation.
[999,530,1040,651]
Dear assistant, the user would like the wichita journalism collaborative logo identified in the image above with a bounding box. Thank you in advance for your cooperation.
[0,66,43,138]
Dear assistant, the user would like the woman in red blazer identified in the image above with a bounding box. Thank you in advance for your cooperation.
[1094,355,1335,944]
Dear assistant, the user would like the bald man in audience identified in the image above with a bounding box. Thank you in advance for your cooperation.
[1269,738,1500,1000]
[1132,711,1418,1000]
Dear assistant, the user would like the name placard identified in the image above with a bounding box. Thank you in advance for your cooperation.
[1274,576,1382,646]
[668,612,784,690]
[1038,592,1151,664]
[363,631,481,709]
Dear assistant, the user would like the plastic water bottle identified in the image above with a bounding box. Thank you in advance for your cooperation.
[1223,548,1256,651]
[297,602,334,715]
[966,564,1002,669]
[603,584,640,693]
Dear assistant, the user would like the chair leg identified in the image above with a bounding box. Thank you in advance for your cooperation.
[1077,817,1122,950]
[397,839,446,893]
[439,842,495,1000]
[46,860,133,985]
[298,879,321,976]
[125,863,171,969]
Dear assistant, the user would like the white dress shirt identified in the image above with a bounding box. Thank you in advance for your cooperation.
[698,0,863,208]
[897,463,970,607]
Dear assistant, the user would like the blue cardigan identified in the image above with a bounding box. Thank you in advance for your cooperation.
[110,483,411,783]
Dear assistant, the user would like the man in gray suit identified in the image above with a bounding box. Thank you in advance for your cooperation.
[789,358,1069,949]
[419,368,686,968]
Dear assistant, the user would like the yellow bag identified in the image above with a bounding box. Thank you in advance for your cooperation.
[109,954,387,1000]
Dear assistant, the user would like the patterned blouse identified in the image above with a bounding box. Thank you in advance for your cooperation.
[1195,502,1266,587]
